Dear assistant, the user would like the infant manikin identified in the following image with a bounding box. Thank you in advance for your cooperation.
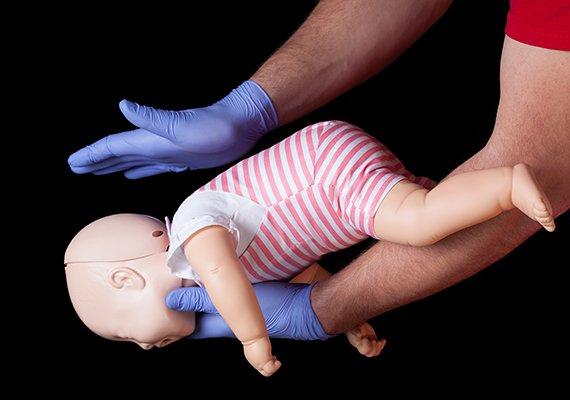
[65,213,383,363]
[65,121,555,376]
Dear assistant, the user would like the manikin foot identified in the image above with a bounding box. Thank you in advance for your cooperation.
[511,163,555,232]
[346,322,386,357]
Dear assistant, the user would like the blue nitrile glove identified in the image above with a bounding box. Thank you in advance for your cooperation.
[166,282,335,341]
[68,80,278,179]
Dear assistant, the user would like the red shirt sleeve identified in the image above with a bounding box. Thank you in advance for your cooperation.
[506,0,570,51]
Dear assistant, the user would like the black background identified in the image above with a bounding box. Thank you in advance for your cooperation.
[59,0,568,393]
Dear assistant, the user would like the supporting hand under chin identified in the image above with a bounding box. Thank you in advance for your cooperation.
[166,282,335,341]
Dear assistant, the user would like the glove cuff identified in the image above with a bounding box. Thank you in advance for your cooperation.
[300,283,337,341]
[243,80,279,132]
[225,80,279,135]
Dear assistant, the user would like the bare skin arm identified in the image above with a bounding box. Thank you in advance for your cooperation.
[291,264,386,357]
[183,226,280,376]
[312,37,570,334]
[252,0,452,124]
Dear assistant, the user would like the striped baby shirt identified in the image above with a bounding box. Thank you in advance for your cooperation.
[167,121,432,283]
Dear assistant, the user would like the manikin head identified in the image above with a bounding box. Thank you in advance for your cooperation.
[65,214,196,349]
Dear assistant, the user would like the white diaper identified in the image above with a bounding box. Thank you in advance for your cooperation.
[166,191,267,284]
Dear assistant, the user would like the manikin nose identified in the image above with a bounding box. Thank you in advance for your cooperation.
[138,343,153,350]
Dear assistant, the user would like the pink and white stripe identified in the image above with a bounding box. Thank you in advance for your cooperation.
[198,121,431,283]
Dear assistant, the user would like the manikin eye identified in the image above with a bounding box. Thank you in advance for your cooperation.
[152,230,164,237]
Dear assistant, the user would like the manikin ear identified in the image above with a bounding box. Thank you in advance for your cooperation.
[108,267,146,290]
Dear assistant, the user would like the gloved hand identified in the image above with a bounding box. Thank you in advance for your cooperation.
[166,282,334,341]
[68,80,278,179]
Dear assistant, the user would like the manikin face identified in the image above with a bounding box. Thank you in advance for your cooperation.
[66,252,196,349]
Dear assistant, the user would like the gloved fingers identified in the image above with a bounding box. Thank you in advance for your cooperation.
[68,129,151,170]
[166,287,218,314]
[123,164,188,179]
[123,165,170,179]
[104,128,176,156]
[68,135,118,167]
[189,313,234,339]
[119,100,180,139]
[92,160,153,175]
[69,154,148,174]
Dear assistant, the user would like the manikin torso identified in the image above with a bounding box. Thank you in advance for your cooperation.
[167,121,432,284]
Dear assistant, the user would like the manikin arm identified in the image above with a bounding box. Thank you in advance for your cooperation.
[183,226,280,376]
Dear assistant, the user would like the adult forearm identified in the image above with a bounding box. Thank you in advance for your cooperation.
[252,0,452,124]
[312,155,540,333]
[314,148,568,334]
[312,37,570,334]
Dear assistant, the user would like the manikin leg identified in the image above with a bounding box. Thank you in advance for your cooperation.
[374,163,555,247]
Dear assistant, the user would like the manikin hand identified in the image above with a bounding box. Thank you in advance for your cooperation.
[242,336,281,377]
[166,282,333,341]
[346,322,386,357]
[68,81,278,179]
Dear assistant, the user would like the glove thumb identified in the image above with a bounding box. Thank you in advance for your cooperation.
[166,287,218,314]
[119,99,178,139]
